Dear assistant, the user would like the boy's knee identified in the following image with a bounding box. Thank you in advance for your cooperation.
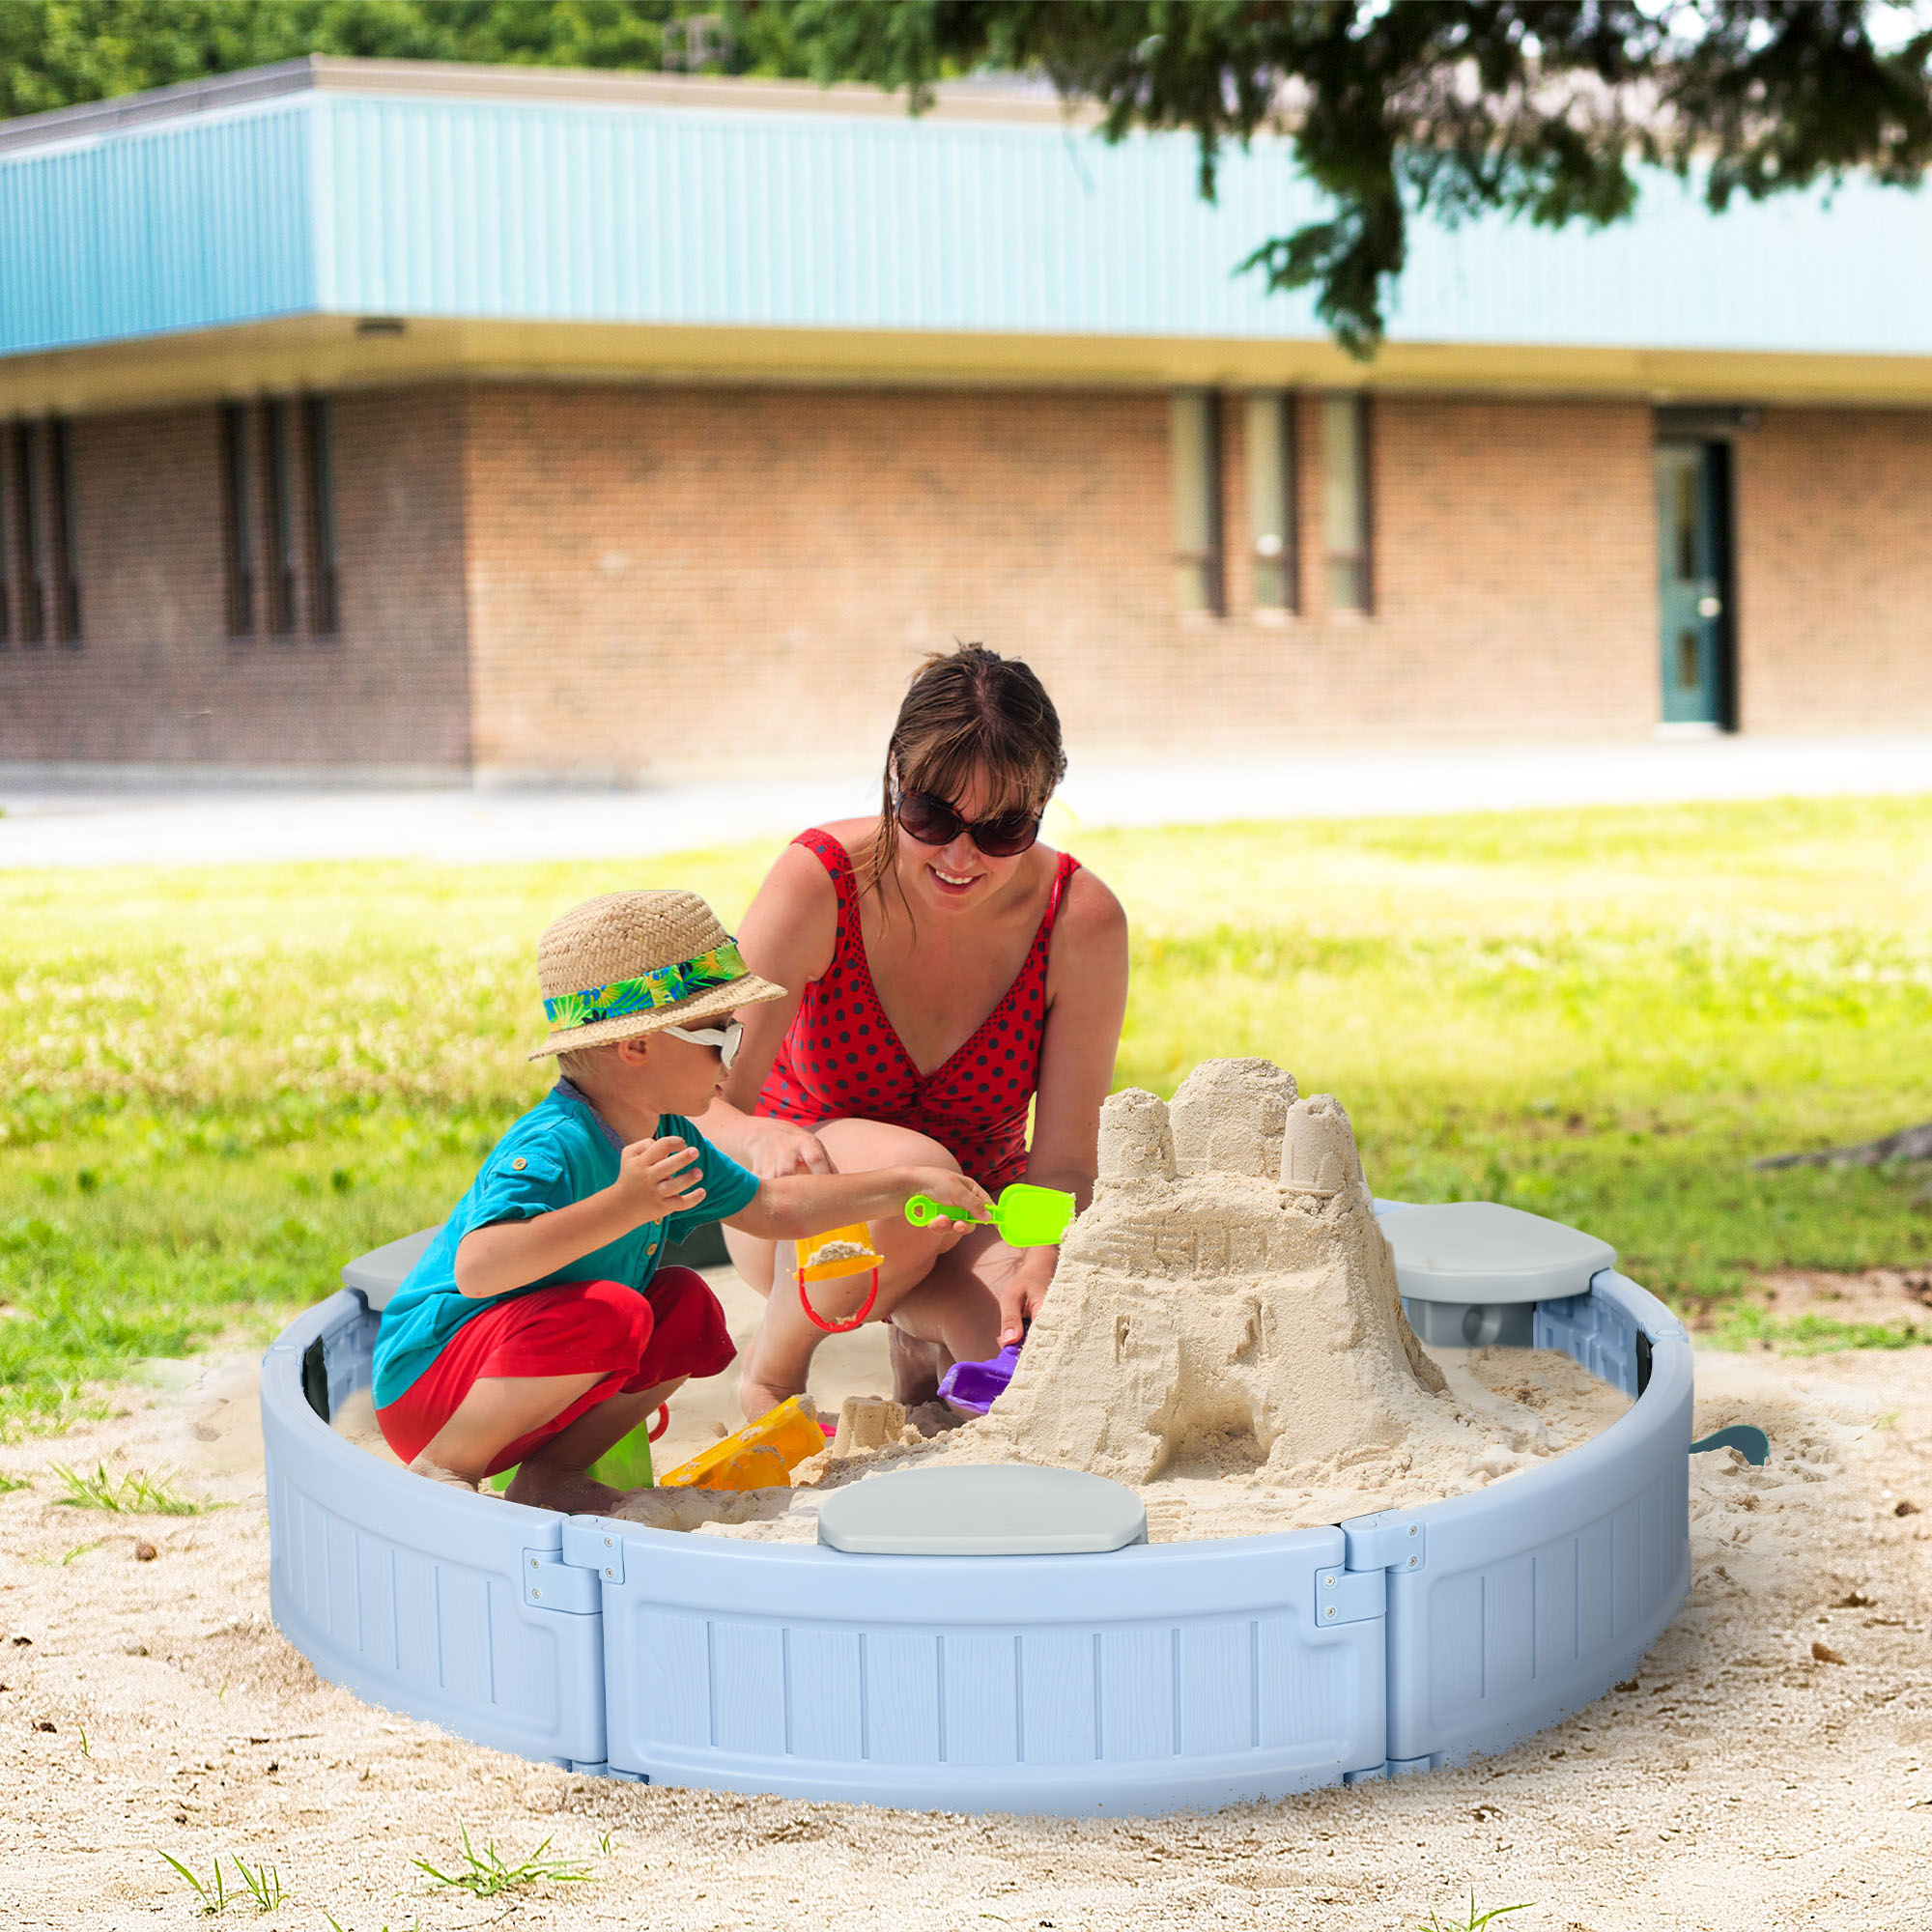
[574,1279,654,1358]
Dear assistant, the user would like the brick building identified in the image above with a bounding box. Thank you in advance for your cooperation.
[3,57,1931,779]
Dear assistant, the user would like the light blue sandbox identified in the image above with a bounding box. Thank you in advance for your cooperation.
[260,1211,1692,1814]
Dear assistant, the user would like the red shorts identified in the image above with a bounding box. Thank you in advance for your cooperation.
[375,1267,735,1477]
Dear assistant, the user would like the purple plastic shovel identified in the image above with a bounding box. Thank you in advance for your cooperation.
[937,1342,1022,1416]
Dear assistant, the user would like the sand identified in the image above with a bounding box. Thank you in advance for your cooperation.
[2,1326,1928,1931]
[675,1065,1640,1546]
[694,1341,1631,1547]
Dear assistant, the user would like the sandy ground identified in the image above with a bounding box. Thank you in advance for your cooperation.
[2,1290,1929,1932]
[1751,1266,1932,1335]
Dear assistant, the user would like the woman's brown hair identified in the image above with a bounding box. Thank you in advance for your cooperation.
[869,644,1067,906]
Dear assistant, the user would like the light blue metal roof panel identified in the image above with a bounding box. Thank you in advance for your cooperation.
[306,92,1932,355]
[308,94,1337,336]
[0,99,315,355]
[6,75,1932,361]
[1389,169,1932,355]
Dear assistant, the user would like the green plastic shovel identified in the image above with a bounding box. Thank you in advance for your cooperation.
[905,1181,1076,1247]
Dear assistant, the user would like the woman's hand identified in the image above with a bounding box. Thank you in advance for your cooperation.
[734,1115,836,1179]
[990,1242,1057,1349]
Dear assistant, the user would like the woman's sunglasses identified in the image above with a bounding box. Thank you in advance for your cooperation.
[664,1017,745,1070]
[891,777,1042,858]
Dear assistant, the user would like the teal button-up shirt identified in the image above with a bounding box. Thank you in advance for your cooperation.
[371,1079,757,1408]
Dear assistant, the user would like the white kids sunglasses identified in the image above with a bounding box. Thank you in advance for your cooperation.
[663,1016,745,1070]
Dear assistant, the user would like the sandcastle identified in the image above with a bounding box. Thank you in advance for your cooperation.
[979,1059,1449,1485]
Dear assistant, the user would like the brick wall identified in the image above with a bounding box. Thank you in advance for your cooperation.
[462,383,1661,781]
[1735,408,1932,732]
[0,390,470,768]
[15,380,1928,776]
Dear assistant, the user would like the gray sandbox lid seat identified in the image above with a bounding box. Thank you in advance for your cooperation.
[1380,1200,1616,1350]
[341,1227,440,1311]
[818,1463,1149,1555]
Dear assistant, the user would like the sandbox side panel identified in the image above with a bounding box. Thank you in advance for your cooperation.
[262,1294,607,1769]
[588,1522,1385,1815]
[1372,1275,1693,1765]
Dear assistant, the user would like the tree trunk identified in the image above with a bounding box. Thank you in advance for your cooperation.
[1754,1120,1932,1171]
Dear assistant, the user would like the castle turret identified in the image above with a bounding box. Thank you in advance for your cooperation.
[1280,1093,1367,1198]
[1169,1058,1297,1179]
[1097,1087,1178,1183]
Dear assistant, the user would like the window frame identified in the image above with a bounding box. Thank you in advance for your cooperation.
[1246,390,1299,612]
[1170,389,1226,617]
[220,403,256,639]
[1321,391,1375,616]
[303,396,339,639]
[0,430,11,648]
[48,416,81,645]
[11,422,45,646]
[263,400,298,638]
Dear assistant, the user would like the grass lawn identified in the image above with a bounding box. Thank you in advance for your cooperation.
[3,794,1929,1436]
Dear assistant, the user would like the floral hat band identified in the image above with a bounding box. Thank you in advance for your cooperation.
[541,939,751,1031]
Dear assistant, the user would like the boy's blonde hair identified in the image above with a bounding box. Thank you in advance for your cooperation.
[555,1042,611,1085]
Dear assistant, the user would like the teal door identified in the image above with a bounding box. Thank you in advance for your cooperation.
[1655,441,1728,726]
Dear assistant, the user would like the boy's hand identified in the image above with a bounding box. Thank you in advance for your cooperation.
[903,1167,993,1221]
[610,1136,706,1226]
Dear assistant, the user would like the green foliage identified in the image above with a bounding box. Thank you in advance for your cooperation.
[159,1852,227,1917]
[0,800,1928,1434]
[157,1851,282,1917]
[229,1858,283,1915]
[48,1460,216,1514]
[0,0,806,120]
[772,0,1932,354]
[5,3,1927,351]
[1707,1304,1930,1356]
[1094,796,1932,1314]
[413,1825,589,1898]
[1419,1897,1531,1932]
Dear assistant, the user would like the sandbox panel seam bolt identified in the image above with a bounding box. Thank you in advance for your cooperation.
[559,1519,626,1586]
[1340,1515,1426,1575]
[1315,1566,1386,1628]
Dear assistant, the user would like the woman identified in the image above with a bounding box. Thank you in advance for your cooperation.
[701,645,1129,1417]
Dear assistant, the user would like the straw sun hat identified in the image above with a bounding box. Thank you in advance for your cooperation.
[528,890,786,1061]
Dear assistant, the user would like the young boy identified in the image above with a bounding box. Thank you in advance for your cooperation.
[372,889,988,1514]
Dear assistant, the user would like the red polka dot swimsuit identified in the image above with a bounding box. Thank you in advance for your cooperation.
[757,828,1081,1192]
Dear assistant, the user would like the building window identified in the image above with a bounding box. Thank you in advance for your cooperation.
[263,401,297,637]
[1171,390,1224,615]
[304,397,339,637]
[1322,393,1373,613]
[10,422,44,646]
[1247,391,1297,611]
[220,403,255,639]
[48,417,81,644]
[0,437,11,647]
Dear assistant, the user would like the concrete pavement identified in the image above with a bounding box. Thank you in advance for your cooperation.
[1,734,1925,867]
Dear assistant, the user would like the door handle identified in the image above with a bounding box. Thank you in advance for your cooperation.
[1697,595,1721,618]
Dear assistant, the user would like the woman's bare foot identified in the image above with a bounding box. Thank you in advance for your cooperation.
[736,1367,810,1423]
[501,1465,630,1516]
[889,1324,952,1408]
[906,1398,967,1438]
[611,1487,794,1532]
